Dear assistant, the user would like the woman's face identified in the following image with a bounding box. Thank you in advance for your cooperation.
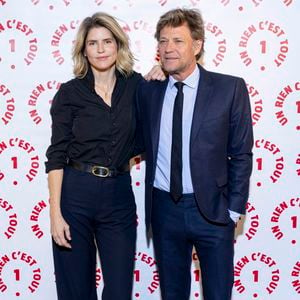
[84,26,118,73]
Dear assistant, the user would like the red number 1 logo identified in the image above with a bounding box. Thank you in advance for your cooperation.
[134,270,140,282]
[252,270,259,283]
[14,269,20,281]
[291,216,297,229]
[260,41,266,54]
[193,269,200,282]
[256,158,262,171]
[9,39,16,52]
[11,157,18,169]
[296,101,300,114]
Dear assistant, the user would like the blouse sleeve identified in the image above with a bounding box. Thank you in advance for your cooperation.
[45,83,74,173]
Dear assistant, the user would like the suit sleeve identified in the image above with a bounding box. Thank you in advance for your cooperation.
[227,78,253,214]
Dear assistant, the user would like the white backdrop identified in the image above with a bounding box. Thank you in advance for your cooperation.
[0,0,299,299]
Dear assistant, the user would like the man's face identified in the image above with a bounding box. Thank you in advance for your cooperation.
[158,23,202,81]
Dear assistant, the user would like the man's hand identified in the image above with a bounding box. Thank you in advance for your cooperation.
[229,209,241,224]
[144,64,166,81]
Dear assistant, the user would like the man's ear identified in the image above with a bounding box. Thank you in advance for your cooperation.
[193,40,203,56]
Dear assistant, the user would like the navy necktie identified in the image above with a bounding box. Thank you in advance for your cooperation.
[170,82,184,202]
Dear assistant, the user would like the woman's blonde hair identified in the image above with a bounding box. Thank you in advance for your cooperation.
[73,12,134,78]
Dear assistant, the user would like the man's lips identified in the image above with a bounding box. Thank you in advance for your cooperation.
[164,57,179,60]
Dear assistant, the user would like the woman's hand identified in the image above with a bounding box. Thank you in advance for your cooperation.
[144,64,166,81]
[48,169,71,248]
[50,209,72,248]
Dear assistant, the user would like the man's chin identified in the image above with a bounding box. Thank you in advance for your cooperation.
[161,65,178,75]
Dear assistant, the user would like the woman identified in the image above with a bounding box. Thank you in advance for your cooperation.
[45,12,163,300]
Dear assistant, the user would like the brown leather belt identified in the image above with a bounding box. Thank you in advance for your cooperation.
[68,160,130,178]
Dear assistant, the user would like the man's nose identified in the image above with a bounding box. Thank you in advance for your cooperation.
[165,41,174,52]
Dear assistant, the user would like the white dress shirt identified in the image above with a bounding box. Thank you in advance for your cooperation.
[153,65,240,223]
[154,66,199,193]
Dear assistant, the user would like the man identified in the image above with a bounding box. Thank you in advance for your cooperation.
[136,8,253,300]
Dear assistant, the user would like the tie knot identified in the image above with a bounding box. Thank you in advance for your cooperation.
[175,81,184,91]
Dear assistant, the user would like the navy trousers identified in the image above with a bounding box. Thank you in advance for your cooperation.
[53,166,137,300]
[151,188,235,300]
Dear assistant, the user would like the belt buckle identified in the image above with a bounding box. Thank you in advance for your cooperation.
[91,166,110,177]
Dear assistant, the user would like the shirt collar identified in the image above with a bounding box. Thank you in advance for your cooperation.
[169,65,200,90]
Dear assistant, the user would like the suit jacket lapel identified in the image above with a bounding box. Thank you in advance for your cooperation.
[190,65,213,147]
[150,80,168,163]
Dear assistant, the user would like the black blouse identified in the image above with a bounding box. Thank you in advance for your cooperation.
[45,67,143,173]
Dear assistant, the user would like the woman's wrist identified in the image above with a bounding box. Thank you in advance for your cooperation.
[50,204,62,215]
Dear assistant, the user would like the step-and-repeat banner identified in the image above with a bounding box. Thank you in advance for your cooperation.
[0,0,299,299]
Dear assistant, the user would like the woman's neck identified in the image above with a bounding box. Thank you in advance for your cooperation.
[91,65,117,106]
[92,65,116,86]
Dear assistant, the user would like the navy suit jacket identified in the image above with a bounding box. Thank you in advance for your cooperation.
[135,65,253,232]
